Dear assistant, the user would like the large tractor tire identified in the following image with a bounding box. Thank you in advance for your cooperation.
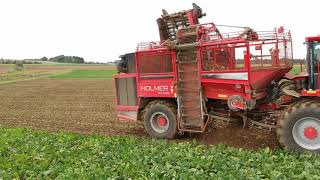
[277,99,320,153]
[143,100,178,139]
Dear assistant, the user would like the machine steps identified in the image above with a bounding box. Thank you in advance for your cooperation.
[177,50,205,130]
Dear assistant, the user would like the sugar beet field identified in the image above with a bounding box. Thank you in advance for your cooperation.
[0,64,319,179]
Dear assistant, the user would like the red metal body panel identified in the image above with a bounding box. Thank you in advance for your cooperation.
[250,68,291,90]
[113,73,136,79]
[301,89,320,97]
[117,114,138,121]
[116,105,138,111]
[285,73,308,80]
[114,19,294,120]
[137,82,175,97]
[135,49,176,98]
[306,36,320,42]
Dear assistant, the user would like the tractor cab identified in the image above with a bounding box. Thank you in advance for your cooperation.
[306,36,320,90]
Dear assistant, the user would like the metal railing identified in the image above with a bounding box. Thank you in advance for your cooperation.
[136,24,292,54]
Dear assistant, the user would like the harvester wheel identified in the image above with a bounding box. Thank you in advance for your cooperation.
[277,99,320,153]
[143,100,178,139]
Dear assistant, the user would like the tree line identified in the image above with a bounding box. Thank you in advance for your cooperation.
[0,59,41,64]
[40,55,84,64]
[0,55,88,64]
[39,56,106,64]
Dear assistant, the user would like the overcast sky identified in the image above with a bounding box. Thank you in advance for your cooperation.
[0,0,319,62]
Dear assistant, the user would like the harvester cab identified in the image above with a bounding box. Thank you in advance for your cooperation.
[305,36,320,90]
[114,4,320,153]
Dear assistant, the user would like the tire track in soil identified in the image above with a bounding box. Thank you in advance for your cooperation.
[0,78,280,150]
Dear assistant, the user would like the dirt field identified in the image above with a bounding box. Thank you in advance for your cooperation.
[0,78,279,150]
[0,79,142,135]
[0,65,12,73]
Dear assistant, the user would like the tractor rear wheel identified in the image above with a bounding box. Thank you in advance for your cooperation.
[143,100,178,139]
[277,100,320,153]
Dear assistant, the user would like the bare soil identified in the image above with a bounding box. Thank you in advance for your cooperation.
[195,123,279,149]
[0,79,143,136]
[0,65,12,73]
[0,79,280,150]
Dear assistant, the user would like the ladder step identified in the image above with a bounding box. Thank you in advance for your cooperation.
[180,125,203,129]
[177,90,200,95]
[181,105,201,109]
[177,87,200,91]
[181,113,201,118]
[179,90,199,94]
[181,108,201,112]
[179,61,197,64]
[181,107,201,113]
[181,98,200,104]
[181,119,203,124]
[179,79,199,82]
[181,120,203,127]
[178,70,198,73]
[181,98,200,102]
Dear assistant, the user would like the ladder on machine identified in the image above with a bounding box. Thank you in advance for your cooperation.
[176,50,206,132]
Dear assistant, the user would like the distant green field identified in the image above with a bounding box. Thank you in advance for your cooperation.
[289,65,304,75]
[0,127,319,179]
[52,66,303,79]
[52,69,117,79]
[0,70,68,84]
[0,63,110,66]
